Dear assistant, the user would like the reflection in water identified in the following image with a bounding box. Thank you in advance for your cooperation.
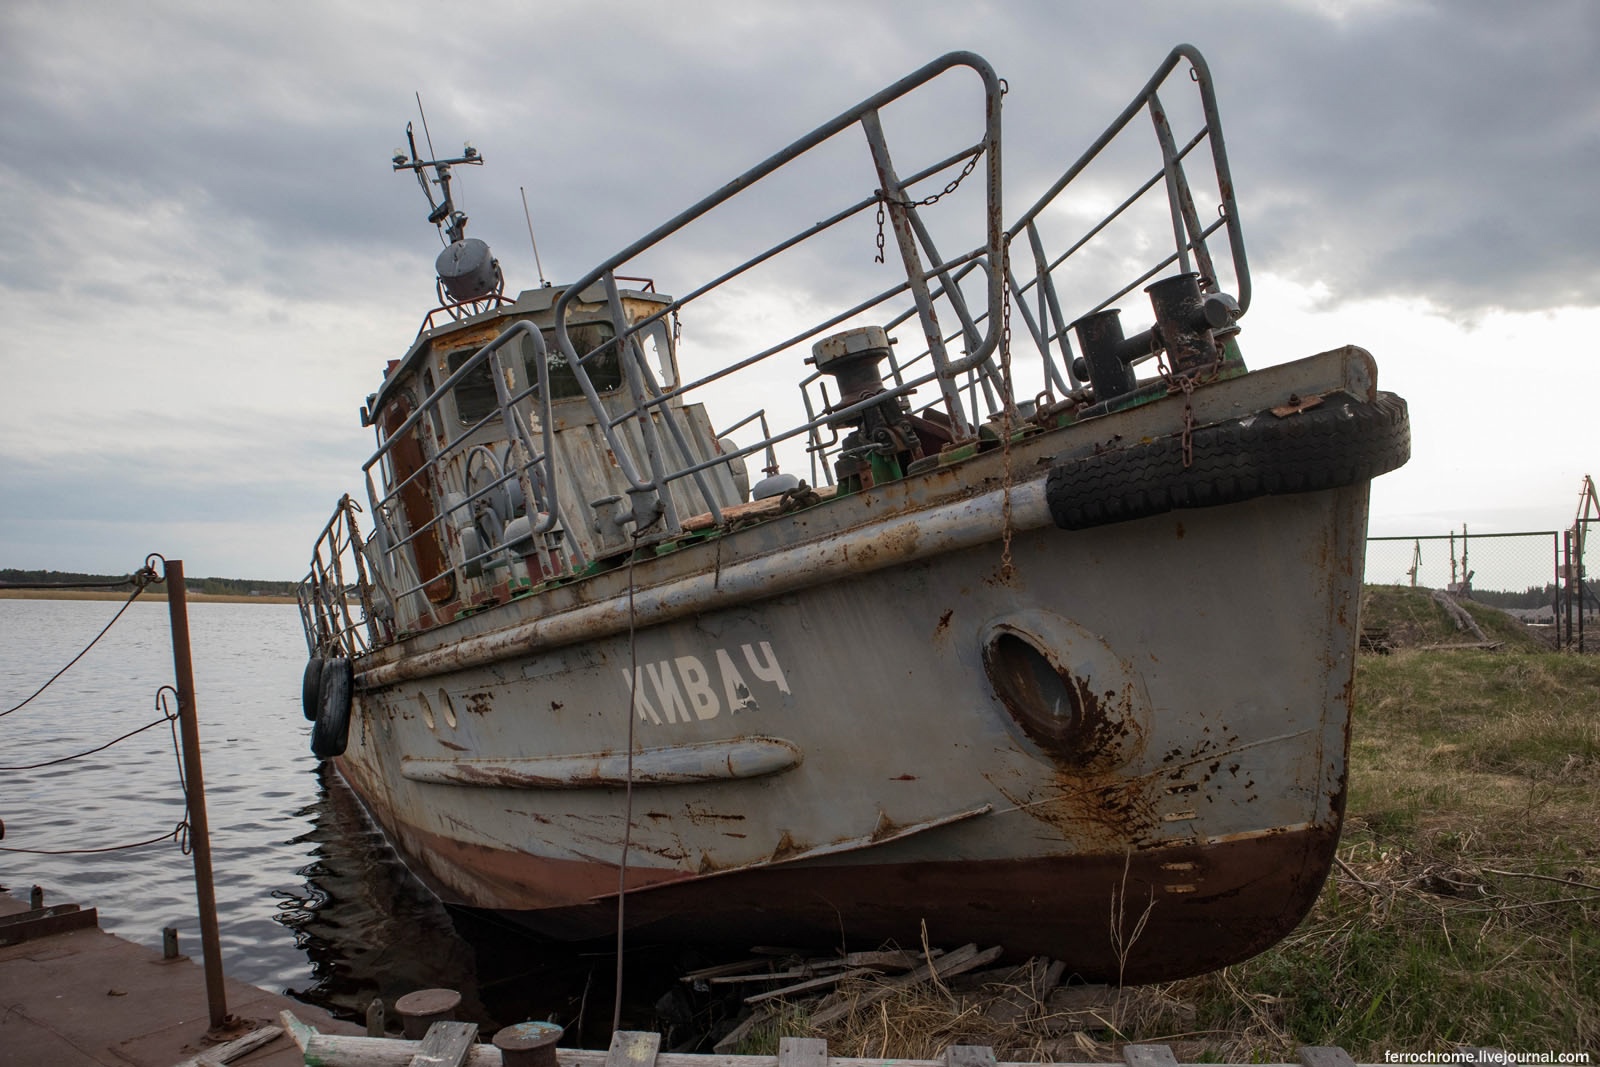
[272,765,714,1045]
[273,763,490,1024]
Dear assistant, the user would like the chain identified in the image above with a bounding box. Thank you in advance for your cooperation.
[1157,346,1226,469]
[875,200,887,264]
[999,241,1016,582]
[875,148,983,264]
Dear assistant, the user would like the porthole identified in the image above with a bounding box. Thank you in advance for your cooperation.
[980,611,1149,771]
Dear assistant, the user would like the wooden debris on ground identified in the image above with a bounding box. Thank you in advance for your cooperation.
[709,944,1202,1063]
[167,1024,282,1067]
[1430,589,1490,642]
[277,1008,1356,1066]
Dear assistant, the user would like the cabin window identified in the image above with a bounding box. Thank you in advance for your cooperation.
[529,321,622,399]
[445,319,626,427]
[445,348,501,427]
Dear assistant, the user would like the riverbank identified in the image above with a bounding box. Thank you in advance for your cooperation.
[0,588,298,604]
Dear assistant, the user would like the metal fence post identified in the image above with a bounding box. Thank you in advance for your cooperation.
[165,560,228,1029]
[1564,531,1574,651]
[1553,532,1562,647]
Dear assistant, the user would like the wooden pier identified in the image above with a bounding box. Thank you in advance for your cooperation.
[0,889,359,1066]
[3,889,1385,1067]
[277,1013,1373,1067]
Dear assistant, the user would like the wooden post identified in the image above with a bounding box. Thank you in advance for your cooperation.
[165,560,228,1029]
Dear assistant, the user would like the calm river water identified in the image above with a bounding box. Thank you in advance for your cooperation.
[0,597,696,1042]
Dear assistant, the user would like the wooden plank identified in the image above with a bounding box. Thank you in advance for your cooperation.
[712,963,851,985]
[744,966,879,1005]
[808,945,1002,1027]
[1036,960,1066,1000]
[680,958,779,983]
[168,1024,283,1067]
[408,1021,479,1067]
[0,904,98,945]
[606,1030,663,1067]
[278,1008,320,1051]
[0,902,81,928]
[1122,1045,1179,1067]
[1298,1048,1357,1067]
[943,1046,998,1067]
[842,949,935,970]
[711,1010,767,1056]
[299,1033,503,1066]
[778,1036,828,1067]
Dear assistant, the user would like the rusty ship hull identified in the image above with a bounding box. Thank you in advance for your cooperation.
[329,345,1378,982]
[299,47,1407,983]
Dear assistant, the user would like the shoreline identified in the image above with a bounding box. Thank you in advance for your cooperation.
[0,588,299,604]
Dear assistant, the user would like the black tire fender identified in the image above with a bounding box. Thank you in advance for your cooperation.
[1045,390,1410,531]
[311,657,353,761]
[301,657,325,722]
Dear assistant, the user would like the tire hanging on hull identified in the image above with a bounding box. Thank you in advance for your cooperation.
[1044,390,1410,531]
[301,657,325,722]
[311,657,353,760]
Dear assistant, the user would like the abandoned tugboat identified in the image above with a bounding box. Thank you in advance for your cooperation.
[298,46,1409,982]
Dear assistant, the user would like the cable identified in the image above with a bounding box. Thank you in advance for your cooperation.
[612,531,642,1034]
[2,569,154,717]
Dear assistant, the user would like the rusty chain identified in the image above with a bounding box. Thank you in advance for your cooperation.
[875,147,984,264]
[999,241,1016,581]
[1156,346,1226,469]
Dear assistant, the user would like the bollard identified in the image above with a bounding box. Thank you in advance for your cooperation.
[30,885,43,909]
[493,1020,564,1067]
[162,927,180,959]
[394,988,461,1040]
[366,997,386,1038]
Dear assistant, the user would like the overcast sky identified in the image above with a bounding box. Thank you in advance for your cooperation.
[1,0,1595,582]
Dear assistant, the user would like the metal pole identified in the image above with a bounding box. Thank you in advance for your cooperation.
[1565,531,1575,651]
[1553,533,1561,643]
[165,560,228,1029]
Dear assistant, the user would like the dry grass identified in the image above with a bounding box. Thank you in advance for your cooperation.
[734,644,1600,1061]
[742,961,1197,1063]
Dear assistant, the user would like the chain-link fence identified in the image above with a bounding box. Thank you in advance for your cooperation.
[1365,529,1596,649]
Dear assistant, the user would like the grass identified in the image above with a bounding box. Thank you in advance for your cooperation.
[732,591,1600,1060]
[1360,584,1549,651]
[1178,646,1600,1059]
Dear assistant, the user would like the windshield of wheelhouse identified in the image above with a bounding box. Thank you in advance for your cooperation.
[444,320,622,426]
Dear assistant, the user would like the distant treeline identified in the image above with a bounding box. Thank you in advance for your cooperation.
[0,568,299,597]
[1469,583,1558,609]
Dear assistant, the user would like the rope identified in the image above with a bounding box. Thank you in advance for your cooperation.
[0,686,193,856]
[2,565,158,718]
[0,824,188,856]
[613,531,643,1033]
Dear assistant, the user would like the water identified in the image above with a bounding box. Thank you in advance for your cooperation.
[0,597,714,1043]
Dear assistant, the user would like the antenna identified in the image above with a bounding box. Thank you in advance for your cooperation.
[415,92,438,160]
[520,186,549,288]
[391,119,499,305]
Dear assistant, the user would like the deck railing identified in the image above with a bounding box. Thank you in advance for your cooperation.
[300,45,1252,653]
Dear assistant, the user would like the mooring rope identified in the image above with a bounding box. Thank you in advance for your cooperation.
[0,686,193,856]
[613,530,643,1034]
[1,565,158,718]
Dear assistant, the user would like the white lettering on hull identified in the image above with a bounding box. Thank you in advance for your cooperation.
[620,642,789,725]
